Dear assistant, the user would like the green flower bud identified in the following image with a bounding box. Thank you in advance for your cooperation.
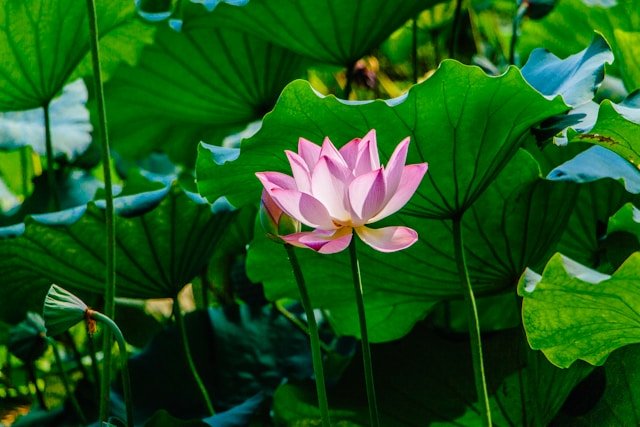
[43,285,89,337]
[259,190,301,242]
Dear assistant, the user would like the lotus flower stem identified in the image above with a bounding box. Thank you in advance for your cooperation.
[509,2,529,65]
[284,244,332,427]
[63,331,90,382]
[173,298,215,416]
[20,147,29,197]
[344,61,356,100]
[85,0,117,421]
[43,102,60,211]
[26,361,46,409]
[89,311,133,427]
[449,0,464,58]
[87,332,101,396]
[412,17,419,84]
[452,217,492,426]
[274,302,334,354]
[349,237,380,427]
[48,338,87,424]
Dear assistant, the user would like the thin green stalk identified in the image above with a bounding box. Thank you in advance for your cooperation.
[348,237,379,427]
[90,311,133,427]
[284,244,331,427]
[449,0,464,58]
[27,362,46,409]
[173,298,215,415]
[452,217,491,426]
[87,331,101,396]
[43,102,60,211]
[20,147,29,196]
[274,302,334,354]
[85,0,116,421]
[63,331,90,381]
[412,17,419,84]
[344,61,356,100]
[509,2,529,65]
[48,338,87,424]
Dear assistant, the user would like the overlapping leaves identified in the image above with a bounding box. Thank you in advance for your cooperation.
[0,183,236,323]
[0,0,153,111]
[198,0,437,65]
[104,16,308,165]
[197,60,567,218]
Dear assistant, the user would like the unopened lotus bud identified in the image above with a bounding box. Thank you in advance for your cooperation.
[43,284,89,337]
[259,190,300,242]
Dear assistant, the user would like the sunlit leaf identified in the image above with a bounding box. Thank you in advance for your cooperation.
[519,252,640,368]
[0,0,153,111]
[197,61,567,218]
[611,30,640,91]
[569,101,640,167]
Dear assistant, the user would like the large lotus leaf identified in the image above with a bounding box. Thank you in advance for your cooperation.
[548,146,640,194]
[197,61,567,218]
[273,327,590,426]
[0,184,236,323]
[103,19,308,166]
[196,0,437,66]
[521,34,613,107]
[518,0,639,80]
[0,0,154,111]
[125,306,309,420]
[569,101,640,167]
[0,80,91,160]
[519,252,640,368]
[247,151,577,342]
[0,169,103,228]
[554,178,632,268]
[612,30,640,91]
[568,344,640,425]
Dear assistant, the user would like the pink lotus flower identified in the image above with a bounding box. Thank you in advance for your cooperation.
[255,130,428,254]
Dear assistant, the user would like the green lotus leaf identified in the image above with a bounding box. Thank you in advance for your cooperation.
[0,80,92,161]
[0,0,154,111]
[273,328,590,425]
[196,0,438,66]
[518,0,639,76]
[569,101,640,167]
[570,344,640,424]
[247,151,577,342]
[519,252,640,368]
[197,61,567,218]
[7,312,48,362]
[0,183,237,323]
[611,30,640,92]
[42,285,88,337]
[104,16,308,166]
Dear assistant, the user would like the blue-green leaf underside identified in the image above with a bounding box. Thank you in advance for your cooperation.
[0,184,236,323]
